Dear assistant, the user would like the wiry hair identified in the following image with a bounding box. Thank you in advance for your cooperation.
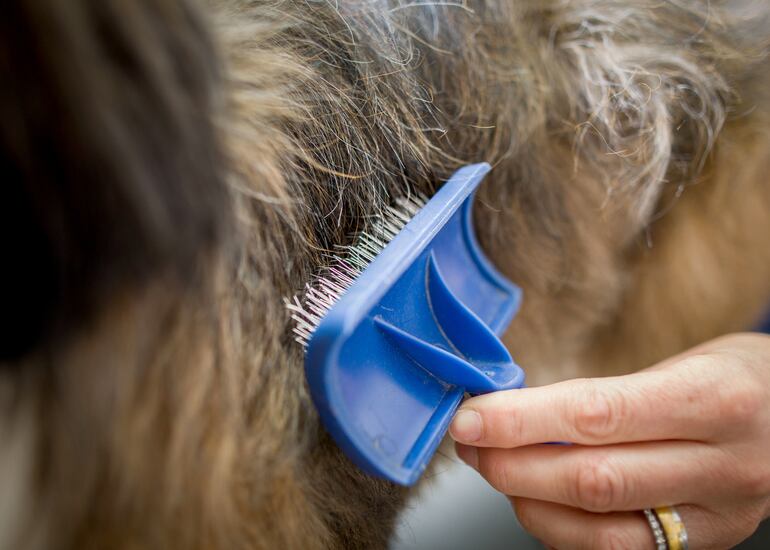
[1,1,769,549]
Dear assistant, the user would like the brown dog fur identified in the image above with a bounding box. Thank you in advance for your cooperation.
[1,1,769,548]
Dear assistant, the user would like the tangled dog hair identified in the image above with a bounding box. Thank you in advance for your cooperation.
[1,0,770,548]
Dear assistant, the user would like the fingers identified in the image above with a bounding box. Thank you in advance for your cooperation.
[509,498,742,550]
[511,498,757,550]
[509,497,656,550]
[450,334,770,548]
[456,440,729,512]
[449,355,760,448]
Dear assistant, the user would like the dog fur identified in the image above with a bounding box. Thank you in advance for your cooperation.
[1,1,770,548]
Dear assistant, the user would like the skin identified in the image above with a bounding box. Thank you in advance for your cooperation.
[449,333,770,549]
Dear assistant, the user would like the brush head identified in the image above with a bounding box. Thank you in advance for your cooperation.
[286,163,525,485]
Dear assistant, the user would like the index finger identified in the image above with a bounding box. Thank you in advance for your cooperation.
[448,354,750,448]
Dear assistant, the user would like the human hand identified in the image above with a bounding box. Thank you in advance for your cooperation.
[450,333,770,549]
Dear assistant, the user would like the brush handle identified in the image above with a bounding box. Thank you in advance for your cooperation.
[374,252,519,393]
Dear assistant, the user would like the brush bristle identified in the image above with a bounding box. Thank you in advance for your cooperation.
[285,193,428,348]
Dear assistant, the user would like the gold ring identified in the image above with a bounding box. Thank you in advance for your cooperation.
[654,506,689,550]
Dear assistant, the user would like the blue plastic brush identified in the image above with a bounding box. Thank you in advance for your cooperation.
[286,163,525,485]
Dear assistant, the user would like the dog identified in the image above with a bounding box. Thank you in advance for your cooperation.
[1,1,769,548]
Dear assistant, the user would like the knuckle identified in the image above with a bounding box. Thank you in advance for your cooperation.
[504,405,526,445]
[672,358,715,405]
[676,352,763,427]
[571,381,625,443]
[573,455,626,512]
[483,454,513,494]
[734,464,770,499]
[716,378,763,426]
[755,469,770,498]
[593,525,636,550]
[744,507,765,535]
[745,508,765,533]
[512,499,538,533]
[675,353,715,377]
[725,506,765,546]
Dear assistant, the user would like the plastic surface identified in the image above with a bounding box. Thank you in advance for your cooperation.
[305,163,525,486]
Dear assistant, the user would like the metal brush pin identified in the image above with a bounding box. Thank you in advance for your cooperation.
[284,193,428,348]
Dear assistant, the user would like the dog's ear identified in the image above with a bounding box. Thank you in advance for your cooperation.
[0,0,229,361]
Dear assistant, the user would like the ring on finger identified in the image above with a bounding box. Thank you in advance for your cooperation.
[655,506,689,550]
[643,509,668,550]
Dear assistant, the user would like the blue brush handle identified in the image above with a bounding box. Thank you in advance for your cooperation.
[374,241,518,393]
[306,163,525,485]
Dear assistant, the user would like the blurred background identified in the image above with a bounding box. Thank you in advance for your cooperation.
[391,459,770,549]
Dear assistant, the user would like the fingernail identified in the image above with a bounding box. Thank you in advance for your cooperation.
[455,444,479,469]
[450,409,482,443]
